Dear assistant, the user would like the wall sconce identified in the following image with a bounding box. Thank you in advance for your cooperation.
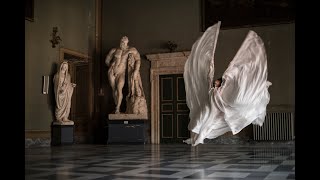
[50,27,62,48]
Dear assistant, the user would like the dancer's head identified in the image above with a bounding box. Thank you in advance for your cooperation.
[214,77,222,88]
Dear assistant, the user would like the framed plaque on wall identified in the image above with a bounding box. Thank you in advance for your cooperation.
[201,0,295,31]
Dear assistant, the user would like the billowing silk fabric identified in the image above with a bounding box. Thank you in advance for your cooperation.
[183,21,272,146]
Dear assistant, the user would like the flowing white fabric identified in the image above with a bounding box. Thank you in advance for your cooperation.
[183,21,272,146]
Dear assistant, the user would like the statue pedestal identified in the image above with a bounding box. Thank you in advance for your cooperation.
[51,122,74,146]
[108,113,148,120]
[107,114,148,144]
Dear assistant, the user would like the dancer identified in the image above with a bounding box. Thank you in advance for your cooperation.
[183,21,272,146]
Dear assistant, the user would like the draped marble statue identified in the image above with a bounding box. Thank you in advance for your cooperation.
[183,21,272,146]
[105,36,148,116]
[53,61,76,125]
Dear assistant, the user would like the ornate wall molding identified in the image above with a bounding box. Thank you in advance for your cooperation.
[146,51,190,144]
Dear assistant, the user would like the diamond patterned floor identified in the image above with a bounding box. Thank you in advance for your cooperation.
[25,143,295,180]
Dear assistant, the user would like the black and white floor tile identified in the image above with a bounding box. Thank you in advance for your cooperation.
[25,143,295,180]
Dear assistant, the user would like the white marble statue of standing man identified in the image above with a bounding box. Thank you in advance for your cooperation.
[53,61,76,124]
[105,36,147,115]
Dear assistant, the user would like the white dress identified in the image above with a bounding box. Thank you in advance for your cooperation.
[183,21,272,146]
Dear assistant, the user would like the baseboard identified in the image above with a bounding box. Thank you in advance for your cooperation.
[25,130,51,148]
[25,130,50,138]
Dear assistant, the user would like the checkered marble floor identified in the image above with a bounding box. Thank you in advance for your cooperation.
[25,143,295,180]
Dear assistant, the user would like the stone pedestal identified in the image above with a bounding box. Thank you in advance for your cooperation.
[108,113,148,120]
[107,114,148,144]
[51,123,74,146]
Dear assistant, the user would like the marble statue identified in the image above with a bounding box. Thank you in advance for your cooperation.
[53,61,76,125]
[105,36,147,116]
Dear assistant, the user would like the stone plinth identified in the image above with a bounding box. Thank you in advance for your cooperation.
[52,121,74,125]
[107,113,148,144]
[51,124,74,146]
[108,113,148,120]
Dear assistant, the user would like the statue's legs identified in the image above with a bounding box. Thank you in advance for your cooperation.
[108,70,119,113]
[115,73,125,114]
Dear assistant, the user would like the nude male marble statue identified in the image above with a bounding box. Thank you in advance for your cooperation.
[105,36,147,115]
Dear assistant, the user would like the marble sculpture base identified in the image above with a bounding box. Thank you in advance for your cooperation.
[51,123,74,146]
[108,113,148,120]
